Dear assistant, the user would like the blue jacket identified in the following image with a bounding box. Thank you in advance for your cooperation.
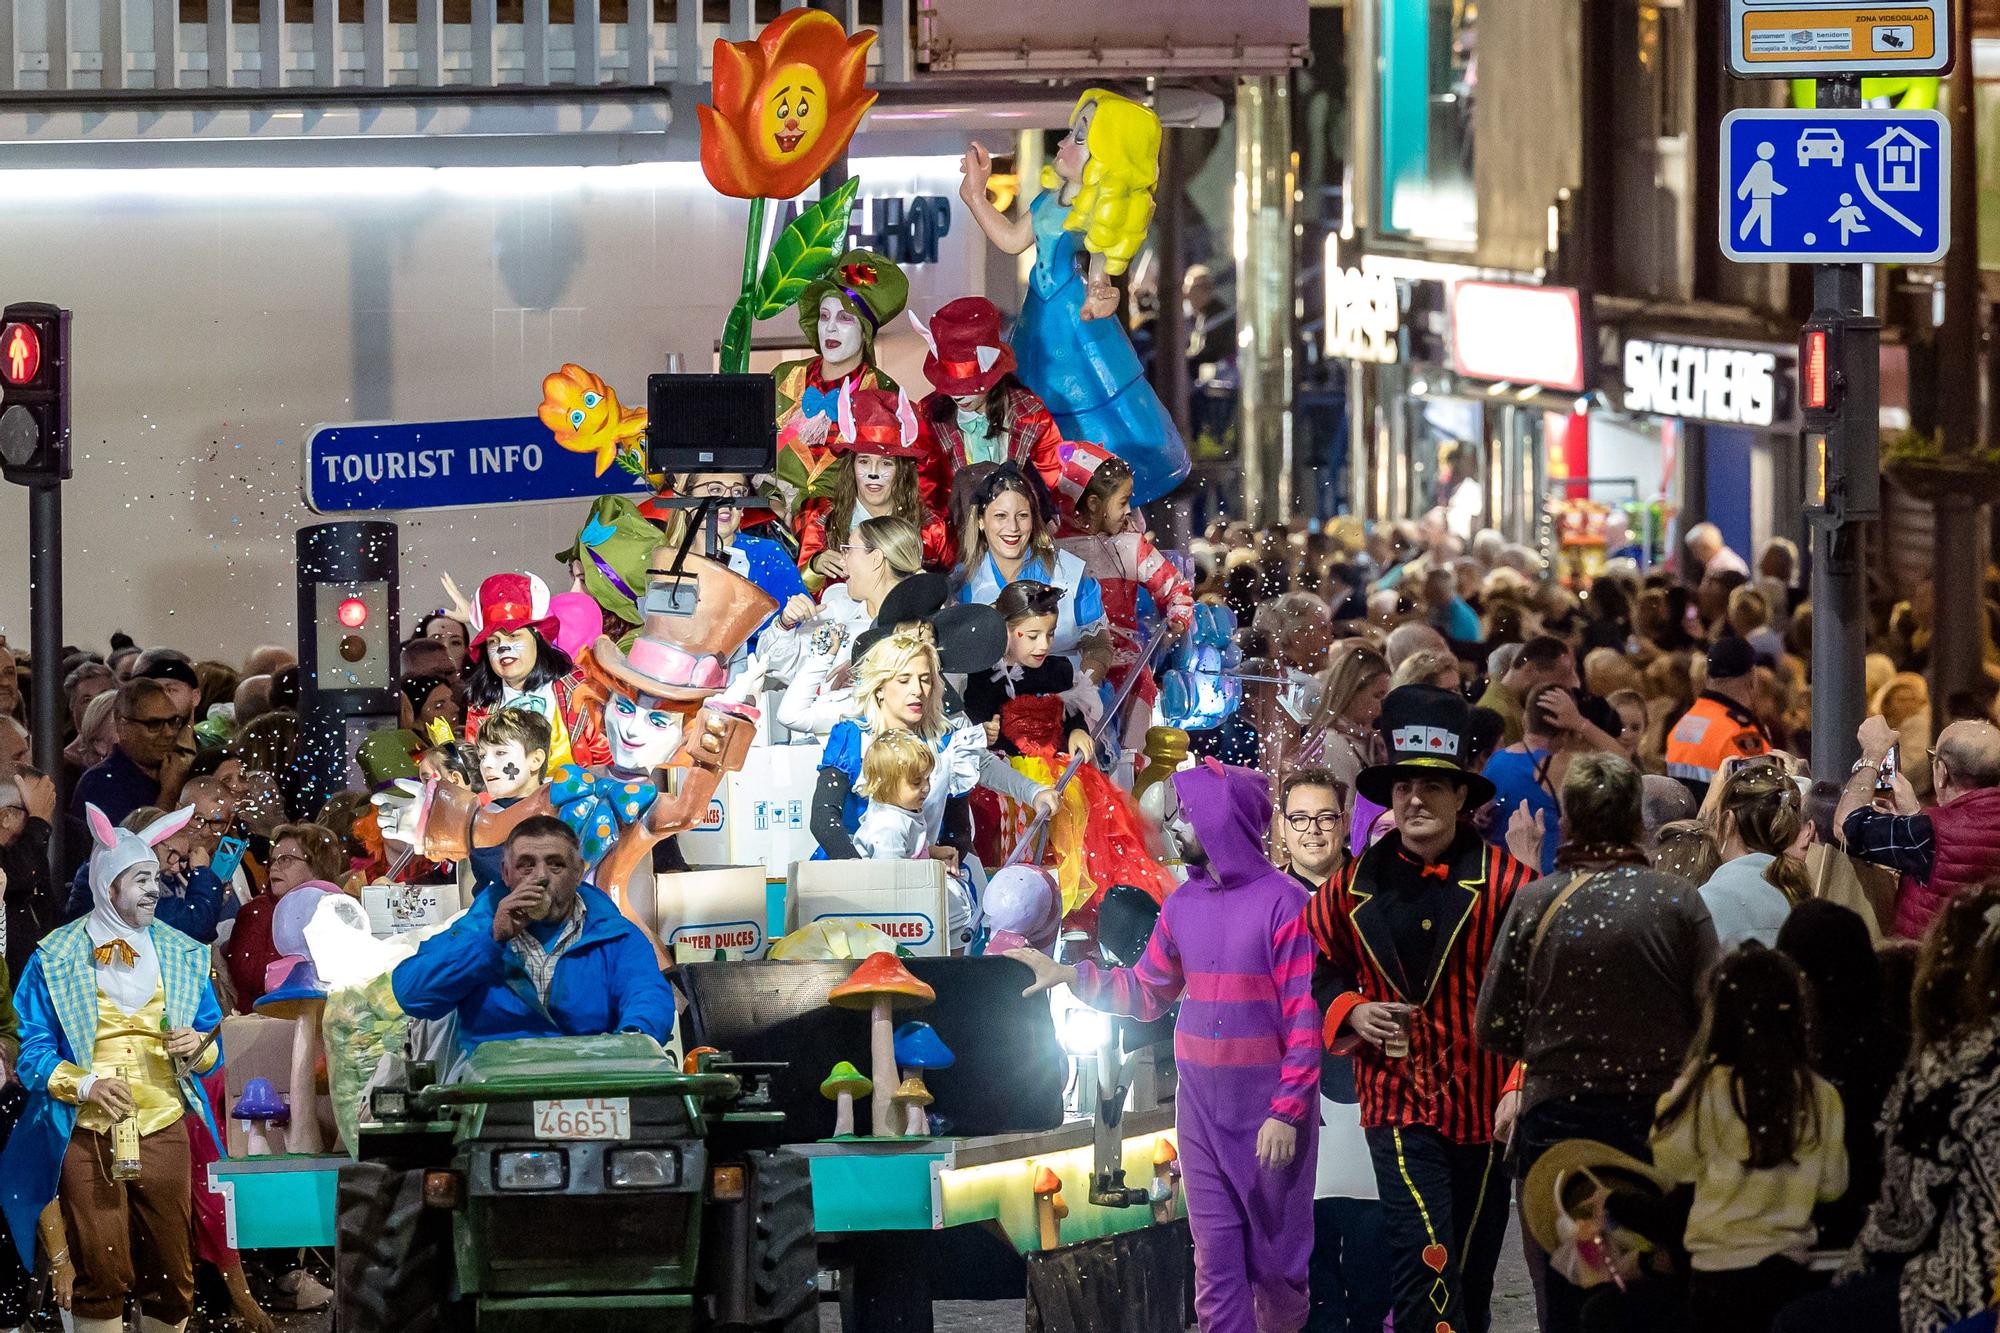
[1,918,223,1267]
[390,884,674,1050]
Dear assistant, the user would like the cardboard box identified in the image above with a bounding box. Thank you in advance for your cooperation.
[789,858,953,957]
[655,865,774,961]
[360,881,463,938]
[676,743,823,874]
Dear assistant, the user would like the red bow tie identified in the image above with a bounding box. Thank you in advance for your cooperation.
[1420,863,1449,881]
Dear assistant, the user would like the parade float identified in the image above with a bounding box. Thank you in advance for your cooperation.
[209,13,1222,1331]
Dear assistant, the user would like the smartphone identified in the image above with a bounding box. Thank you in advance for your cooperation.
[210,835,248,883]
[1876,745,1899,792]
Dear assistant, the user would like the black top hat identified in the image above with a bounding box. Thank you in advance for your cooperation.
[1355,684,1498,808]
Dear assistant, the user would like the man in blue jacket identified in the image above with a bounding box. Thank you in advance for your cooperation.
[391,815,674,1050]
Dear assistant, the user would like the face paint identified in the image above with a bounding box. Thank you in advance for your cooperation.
[478,739,543,800]
[112,862,163,929]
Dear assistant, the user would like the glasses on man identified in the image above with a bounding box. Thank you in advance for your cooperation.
[121,713,189,735]
[1285,812,1345,833]
[689,482,751,500]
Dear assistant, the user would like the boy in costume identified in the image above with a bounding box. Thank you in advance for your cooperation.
[1,803,223,1333]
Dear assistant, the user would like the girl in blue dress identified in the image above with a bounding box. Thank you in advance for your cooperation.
[953,463,1113,681]
[957,89,1190,505]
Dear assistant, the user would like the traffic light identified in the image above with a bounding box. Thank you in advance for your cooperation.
[0,302,71,484]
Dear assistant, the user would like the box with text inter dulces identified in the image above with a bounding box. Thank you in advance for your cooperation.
[788,858,952,958]
[656,865,773,961]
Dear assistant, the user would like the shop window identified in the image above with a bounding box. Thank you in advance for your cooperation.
[1380,0,1478,244]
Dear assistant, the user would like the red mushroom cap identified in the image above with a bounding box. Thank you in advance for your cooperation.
[827,952,937,1011]
[1152,1139,1179,1167]
[1033,1166,1062,1197]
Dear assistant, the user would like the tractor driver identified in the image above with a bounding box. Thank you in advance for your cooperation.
[391,816,675,1052]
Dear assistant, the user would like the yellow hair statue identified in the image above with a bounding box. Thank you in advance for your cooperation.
[1039,89,1161,277]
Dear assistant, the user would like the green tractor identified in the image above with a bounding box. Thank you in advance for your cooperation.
[335,1033,815,1333]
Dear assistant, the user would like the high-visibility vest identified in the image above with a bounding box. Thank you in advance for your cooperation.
[1666,693,1770,788]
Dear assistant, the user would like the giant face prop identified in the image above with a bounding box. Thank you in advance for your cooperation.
[606,694,687,773]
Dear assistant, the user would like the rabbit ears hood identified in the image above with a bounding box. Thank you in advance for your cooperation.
[86,801,195,903]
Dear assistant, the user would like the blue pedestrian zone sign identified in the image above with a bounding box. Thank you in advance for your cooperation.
[1721,108,1949,264]
[305,416,649,514]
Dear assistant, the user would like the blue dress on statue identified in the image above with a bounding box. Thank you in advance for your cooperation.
[1012,190,1191,505]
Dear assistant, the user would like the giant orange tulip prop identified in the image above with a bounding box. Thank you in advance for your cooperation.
[697,10,877,373]
[698,9,877,201]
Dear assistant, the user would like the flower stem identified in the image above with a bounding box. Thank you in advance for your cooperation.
[722,196,768,375]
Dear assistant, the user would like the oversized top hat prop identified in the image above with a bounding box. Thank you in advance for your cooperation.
[592,545,778,705]
[1355,684,1497,808]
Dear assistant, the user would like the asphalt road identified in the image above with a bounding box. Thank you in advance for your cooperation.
[243,1216,1539,1332]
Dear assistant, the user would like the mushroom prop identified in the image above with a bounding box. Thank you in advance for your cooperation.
[892,1022,954,1136]
[1148,1139,1181,1223]
[1033,1167,1064,1250]
[983,864,1062,955]
[820,1062,872,1138]
[230,1078,290,1157]
[892,1077,934,1137]
[257,883,336,1154]
[828,953,936,1136]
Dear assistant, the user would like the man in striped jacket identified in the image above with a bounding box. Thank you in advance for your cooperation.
[1303,685,1535,1333]
[1011,757,1321,1333]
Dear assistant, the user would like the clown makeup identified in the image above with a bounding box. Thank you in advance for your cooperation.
[485,627,539,688]
[854,453,898,514]
[110,861,163,929]
[1054,101,1097,186]
[1006,613,1058,670]
[878,663,936,730]
[607,695,686,774]
[816,293,865,375]
[478,737,547,800]
[981,490,1036,565]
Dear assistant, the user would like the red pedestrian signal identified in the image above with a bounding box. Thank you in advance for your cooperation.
[336,596,369,628]
[1802,329,1829,412]
[0,322,40,387]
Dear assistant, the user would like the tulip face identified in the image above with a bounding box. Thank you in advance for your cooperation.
[697,10,878,201]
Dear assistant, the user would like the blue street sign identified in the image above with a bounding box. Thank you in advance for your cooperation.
[304,416,649,514]
[1720,107,1949,263]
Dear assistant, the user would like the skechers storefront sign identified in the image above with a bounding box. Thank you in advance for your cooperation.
[1621,339,1787,429]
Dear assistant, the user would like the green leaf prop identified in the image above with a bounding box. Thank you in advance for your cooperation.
[721,298,754,376]
[751,176,862,321]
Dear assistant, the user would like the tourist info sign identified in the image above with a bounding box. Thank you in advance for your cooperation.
[1728,1,1951,77]
[1720,108,1949,264]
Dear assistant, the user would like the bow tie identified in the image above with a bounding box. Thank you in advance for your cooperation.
[800,385,839,420]
[991,662,1027,697]
[93,939,139,968]
[1420,863,1450,881]
[548,765,661,864]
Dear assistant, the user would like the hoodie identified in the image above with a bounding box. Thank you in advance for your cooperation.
[1072,759,1322,1127]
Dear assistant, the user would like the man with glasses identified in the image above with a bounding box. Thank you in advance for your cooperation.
[1281,768,1392,1333]
[65,680,190,879]
[63,777,240,947]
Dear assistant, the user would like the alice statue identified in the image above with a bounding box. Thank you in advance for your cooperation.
[957,89,1190,505]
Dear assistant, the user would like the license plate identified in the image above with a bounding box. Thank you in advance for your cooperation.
[532,1097,631,1140]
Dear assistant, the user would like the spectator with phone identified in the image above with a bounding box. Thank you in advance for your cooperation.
[1836,713,2000,940]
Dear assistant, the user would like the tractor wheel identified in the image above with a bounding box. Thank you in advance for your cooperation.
[747,1150,817,1333]
[334,1161,466,1333]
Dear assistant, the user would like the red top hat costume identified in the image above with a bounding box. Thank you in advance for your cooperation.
[794,383,955,579]
[915,297,1065,495]
[463,571,609,769]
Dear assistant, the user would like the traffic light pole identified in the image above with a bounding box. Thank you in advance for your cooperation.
[28,478,64,874]
[1807,74,1877,784]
